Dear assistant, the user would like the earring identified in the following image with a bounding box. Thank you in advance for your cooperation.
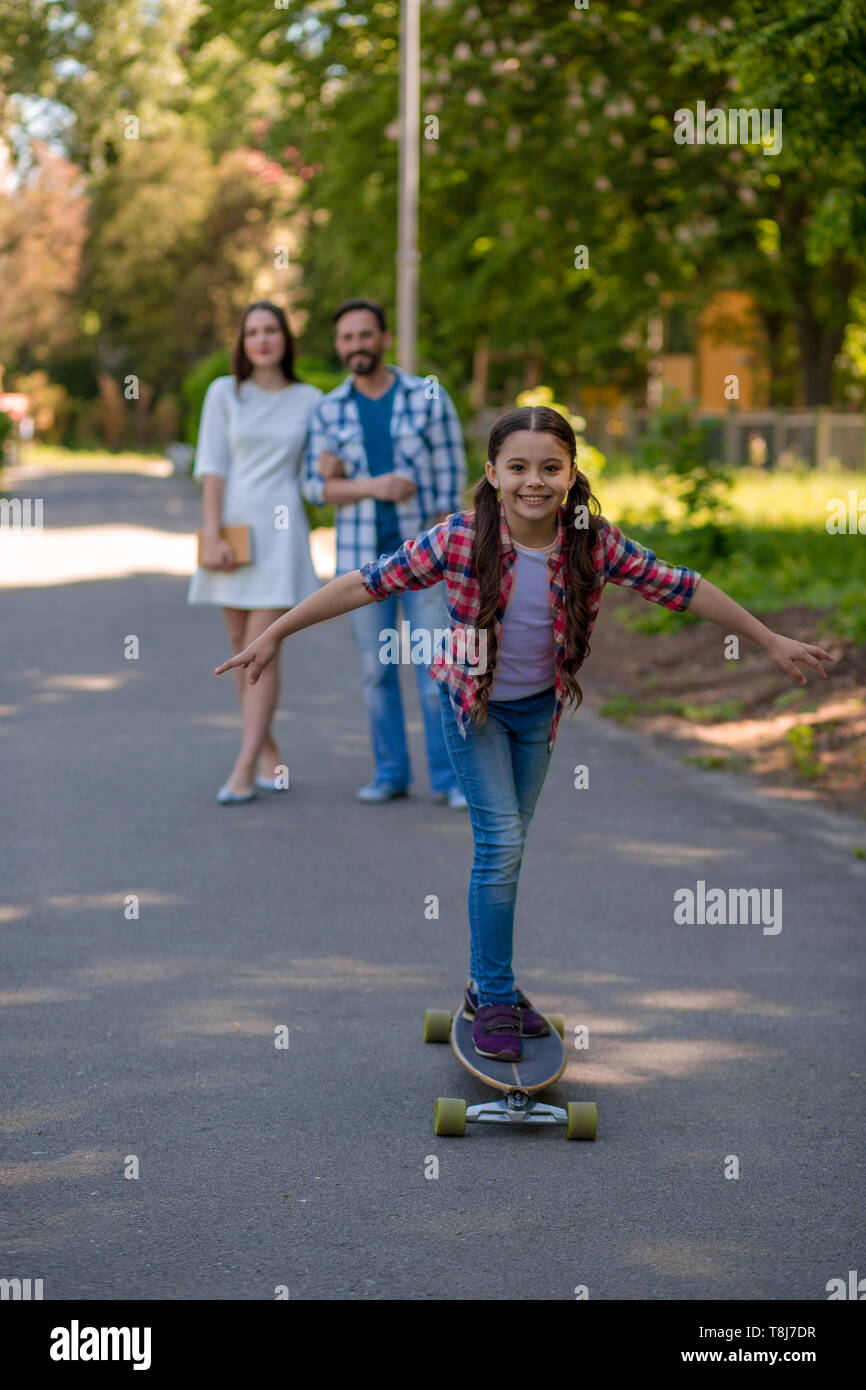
[496,486,502,500]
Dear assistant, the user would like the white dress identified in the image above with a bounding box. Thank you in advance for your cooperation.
[187,374,323,609]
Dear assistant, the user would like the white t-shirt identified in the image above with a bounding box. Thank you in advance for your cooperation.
[488,537,557,700]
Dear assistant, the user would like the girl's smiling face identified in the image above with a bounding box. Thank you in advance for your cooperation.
[485,430,577,526]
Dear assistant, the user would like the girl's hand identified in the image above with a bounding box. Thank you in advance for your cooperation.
[214,634,279,685]
[764,633,835,685]
[201,535,236,570]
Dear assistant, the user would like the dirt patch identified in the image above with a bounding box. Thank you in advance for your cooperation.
[581,586,866,823]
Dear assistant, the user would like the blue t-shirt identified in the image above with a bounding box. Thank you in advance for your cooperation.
[352,377,403,557]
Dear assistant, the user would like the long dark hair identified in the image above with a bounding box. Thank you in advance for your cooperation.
[468,405,601,727]
[231,301,300,389]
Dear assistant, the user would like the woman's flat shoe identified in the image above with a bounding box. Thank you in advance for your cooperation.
[255,775,289,792]
[217,784,257,804]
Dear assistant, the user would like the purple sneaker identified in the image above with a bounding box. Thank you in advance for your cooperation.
[472,1003,523,1061]
[463,982,551,1038]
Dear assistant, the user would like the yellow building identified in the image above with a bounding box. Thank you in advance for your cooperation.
[660,290,768,409]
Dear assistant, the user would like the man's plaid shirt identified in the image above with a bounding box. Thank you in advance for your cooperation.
[301,367,467,574]
[358,498,702,754]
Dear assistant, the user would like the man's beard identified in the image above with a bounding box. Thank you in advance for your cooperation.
[344,350,380,375]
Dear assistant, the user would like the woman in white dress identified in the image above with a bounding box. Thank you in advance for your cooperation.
[188,301,324,803]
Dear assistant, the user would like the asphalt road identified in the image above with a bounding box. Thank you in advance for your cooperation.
[2,461,864,1301]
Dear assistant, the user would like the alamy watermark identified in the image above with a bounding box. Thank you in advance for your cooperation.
[0,497,44,530]
[674,102,782,156]
[826,1269,865,1299]
[50,1321,151,1370]
[674,879,782,935]
[826,491,865,534]
[378,621,487,670]
[1,1276,43,1299]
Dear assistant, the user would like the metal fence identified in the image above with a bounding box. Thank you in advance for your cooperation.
[470,406,866,470]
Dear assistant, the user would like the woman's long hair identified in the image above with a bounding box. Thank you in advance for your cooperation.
[231,301,301,389]
[468,405,601,727]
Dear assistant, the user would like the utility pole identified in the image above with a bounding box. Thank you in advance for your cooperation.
[397,0,420,373]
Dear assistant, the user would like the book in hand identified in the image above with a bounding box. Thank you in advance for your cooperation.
[196,525,252,567]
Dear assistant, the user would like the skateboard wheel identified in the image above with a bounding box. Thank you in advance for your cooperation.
[565,1101,597,1141]
[434,1098,467,1137]
[548,1014,565,1039]
[424,1009,453,1044]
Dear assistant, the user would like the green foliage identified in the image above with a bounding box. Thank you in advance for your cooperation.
[678,699,747,723]
[818,589,866,645]
[633,401,734,526]
[294,356,346,396]
[614,601,692,636]
[682,754,750,771]
[193,0,866,404]
[598,692,638,723]
[602,462,865,644]
[2,0,865,422]
[599,691,746,723]
[786,723,822,778]
[180,351,231,446]
[773,690,817,711]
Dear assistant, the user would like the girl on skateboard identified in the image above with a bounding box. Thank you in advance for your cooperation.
[214,405,833,1061]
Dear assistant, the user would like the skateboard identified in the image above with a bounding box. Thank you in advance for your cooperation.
[423,1004,597,1139]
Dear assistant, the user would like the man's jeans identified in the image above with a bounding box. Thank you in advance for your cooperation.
[349,583,458,795]
[438,681,556,1004]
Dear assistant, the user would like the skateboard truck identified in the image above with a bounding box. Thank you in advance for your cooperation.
[466,1091,570,1127]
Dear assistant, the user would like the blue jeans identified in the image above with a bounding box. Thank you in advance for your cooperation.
[438,682,556,1005]
[349,584,459,794]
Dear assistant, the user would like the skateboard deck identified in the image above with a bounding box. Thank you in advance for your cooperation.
[451,1006,566,1092]
[423,1003,597,1139]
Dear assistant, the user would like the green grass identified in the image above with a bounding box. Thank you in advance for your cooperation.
[681,754,751,772]
[596,465,866,643]
[599,692,747,724]
[785,723,823,778]
[598,693,639,723]
[772,690,818,711]
[679,699,748,722]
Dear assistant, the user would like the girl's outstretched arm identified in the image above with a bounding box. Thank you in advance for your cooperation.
[688,577,835,685]
[213,570,377,684]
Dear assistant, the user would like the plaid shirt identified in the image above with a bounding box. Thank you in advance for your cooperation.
[301,367,467,574]
[358,499,701,753]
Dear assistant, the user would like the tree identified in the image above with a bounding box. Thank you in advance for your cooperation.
[0,139,87,366]
[675,0,866,404]
[197,0,866,405]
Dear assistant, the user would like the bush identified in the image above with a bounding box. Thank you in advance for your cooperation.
[180,350,231,447]
[818,589,866,645]
[149,393,181,445]
[634,400,733,526]
[62,397,102,449]
[294,354,346,395]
